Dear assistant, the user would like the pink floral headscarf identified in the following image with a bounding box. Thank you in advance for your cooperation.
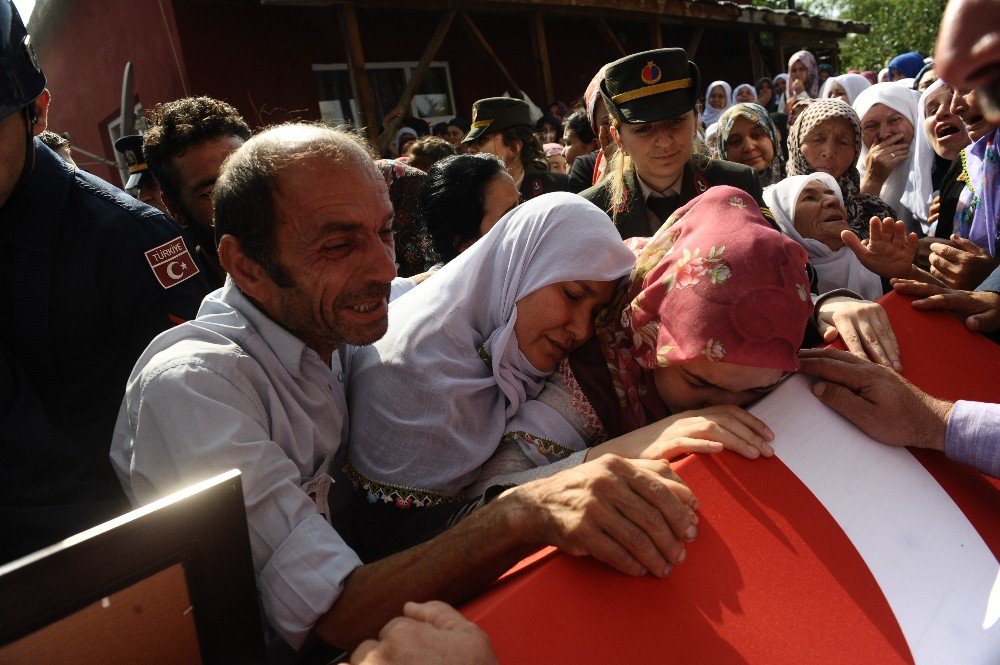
[597,186,813,430]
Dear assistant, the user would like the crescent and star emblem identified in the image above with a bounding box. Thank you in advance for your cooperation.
[165,261,186,280]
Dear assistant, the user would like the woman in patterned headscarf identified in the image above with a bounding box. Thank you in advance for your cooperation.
[788,50,821,102]
[785,98,896,239]
[465,186,813,495]
[716,103,786,186]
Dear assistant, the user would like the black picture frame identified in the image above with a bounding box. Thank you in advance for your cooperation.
[0,469,267,663]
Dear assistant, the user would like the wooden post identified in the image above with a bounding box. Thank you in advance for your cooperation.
[337,3,378,143]
[747,30,762,82]
[649,21,663,49]
[530,13,554,106]
[377,9,456,154]
[687,26,705,59]
[594,17,627,58]
[775,31,786,73]
[458,10,522,98]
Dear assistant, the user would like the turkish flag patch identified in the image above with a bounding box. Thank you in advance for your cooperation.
[144,236,200,289]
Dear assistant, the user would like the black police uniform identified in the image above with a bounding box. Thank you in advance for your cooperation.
[0,141,212,554]
[567,150,599,194]
[520,166,570,201]
[580,154,771,240]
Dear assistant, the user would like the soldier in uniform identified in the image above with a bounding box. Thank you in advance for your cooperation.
[114,133,168,213]
[0,0,211,561]
[580,48,775,240]
[463,97,569,201]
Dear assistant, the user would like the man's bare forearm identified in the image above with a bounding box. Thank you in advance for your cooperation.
[314,493,537,649]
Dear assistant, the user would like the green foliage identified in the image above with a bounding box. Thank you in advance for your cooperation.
[751,0,947,71]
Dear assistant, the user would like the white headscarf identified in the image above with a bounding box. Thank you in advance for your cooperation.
[731,83,758,105]
[701,80,732,125]
[853,82,922,219]
[901,79,948,232]
[763,173,883,300]
[773,73,789,110]
[821,73,872,105]
[347,193,635,498]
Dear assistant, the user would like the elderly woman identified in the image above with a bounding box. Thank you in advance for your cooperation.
[854,82,922,227]
[764,173,919,368]
[583,49,770,240]
[765,173,914,300]
[901,80,971,238]
[466,187,812,495]
[717,103,785,186]
[786,97,896,239]
[700,80,732,126]
[927,89,1000,288]
[820,73,871,106]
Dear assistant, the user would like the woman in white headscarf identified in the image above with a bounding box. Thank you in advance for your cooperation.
[700,80,732,126]
[773,73,789,111]
[900,79,971,236]
[764,173,885,300]
[821,73,872,106]
[731,83,758,105]
[854,82,922,223]
[347,193,635,516]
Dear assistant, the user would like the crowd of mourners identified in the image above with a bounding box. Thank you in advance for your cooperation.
[3,0,1000,661]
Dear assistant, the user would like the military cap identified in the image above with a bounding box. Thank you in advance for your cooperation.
[463,97,532,143]
[600,48,700,124]
[114,134,151,190]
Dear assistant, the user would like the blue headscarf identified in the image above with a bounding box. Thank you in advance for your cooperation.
[888,52,925,79]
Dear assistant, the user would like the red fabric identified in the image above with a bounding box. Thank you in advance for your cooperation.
[462,290,1000,664]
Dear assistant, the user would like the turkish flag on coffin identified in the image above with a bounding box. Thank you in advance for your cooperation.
[462,293,1000,664]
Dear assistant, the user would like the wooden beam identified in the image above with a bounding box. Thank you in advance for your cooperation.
[529,13,554,106]
[377,9,456,153]
[458,9,522,98]
[593,17,626,58]
[337,3,378,142]
[649,21,663,49]
[687,25,705,60]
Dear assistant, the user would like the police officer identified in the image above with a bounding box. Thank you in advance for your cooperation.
[114,133,168,213]
[0,0,211,561]
[580,48,773,240]
[463,97,569,201]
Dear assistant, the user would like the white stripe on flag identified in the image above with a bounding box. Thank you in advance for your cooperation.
[750,374,1000,664]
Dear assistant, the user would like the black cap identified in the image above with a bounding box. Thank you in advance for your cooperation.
[599,48,700,124]
[0,0,46,123]
[463,97,532,143]
[114,134,150,190]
